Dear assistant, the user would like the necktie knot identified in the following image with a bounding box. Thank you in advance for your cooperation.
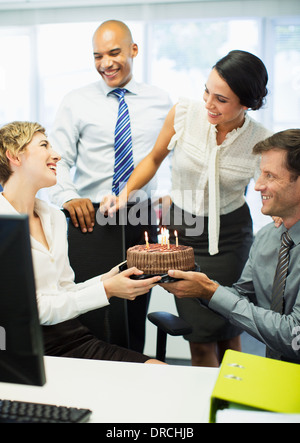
[281,231,294,249]
[110,88,128,100]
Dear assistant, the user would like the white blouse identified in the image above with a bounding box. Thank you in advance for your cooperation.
[168,98,272,255]
[0,194,109,325]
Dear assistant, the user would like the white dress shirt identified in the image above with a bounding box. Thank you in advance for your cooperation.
[168,98,272,255]
[48,78,173,207]
[0,194,110,325]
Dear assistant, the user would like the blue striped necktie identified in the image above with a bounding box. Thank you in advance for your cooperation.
[110,88,134,196]
[267,231,294,360]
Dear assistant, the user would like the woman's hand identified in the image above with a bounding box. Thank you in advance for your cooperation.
[100,194,119,217]
[272,216,283,228]
[100,194,127,218]
[103,267,161,301]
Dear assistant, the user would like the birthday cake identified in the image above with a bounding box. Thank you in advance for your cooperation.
[126,244,195,275]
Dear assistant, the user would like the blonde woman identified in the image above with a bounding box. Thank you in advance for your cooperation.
[0,121,163,364]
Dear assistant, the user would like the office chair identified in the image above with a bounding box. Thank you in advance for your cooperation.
[64,208,129,348]
[147,312,192,362]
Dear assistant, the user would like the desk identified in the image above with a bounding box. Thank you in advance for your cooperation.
[0,357,219,423]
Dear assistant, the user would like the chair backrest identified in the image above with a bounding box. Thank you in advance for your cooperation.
[64,209,129,348]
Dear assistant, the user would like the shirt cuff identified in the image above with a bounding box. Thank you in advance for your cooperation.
[208,286,241,320]
[61,192,82,206]
[76,277,110,314]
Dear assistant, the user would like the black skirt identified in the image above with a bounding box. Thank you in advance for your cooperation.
[42,319,149,363]
[167,203,253,343]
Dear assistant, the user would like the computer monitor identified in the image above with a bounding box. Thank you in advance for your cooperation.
[0,214,46,386]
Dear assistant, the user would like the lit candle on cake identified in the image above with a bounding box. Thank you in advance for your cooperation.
[161,228,165,246]
[162,228,168,248]
[145,231,149,249]
[174,230,178,248]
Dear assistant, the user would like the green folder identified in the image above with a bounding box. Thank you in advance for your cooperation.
[210,350,300,423]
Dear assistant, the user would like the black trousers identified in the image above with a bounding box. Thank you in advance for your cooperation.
[42,319,149,363]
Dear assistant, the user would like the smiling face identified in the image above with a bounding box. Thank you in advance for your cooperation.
[203,68,248,132]
[255,149,300,228]
[18,132,61,190]
[93,22,138,89]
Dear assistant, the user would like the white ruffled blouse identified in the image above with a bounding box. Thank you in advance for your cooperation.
[167,98,272,255]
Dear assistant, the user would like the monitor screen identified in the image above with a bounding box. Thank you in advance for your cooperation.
[0,214,46,386]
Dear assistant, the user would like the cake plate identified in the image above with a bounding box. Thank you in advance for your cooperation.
[118,261,201,283]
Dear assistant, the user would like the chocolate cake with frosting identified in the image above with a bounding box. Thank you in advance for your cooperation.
[126,244,195,275]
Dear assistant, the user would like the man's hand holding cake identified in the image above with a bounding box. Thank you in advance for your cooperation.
[161,271,219,302]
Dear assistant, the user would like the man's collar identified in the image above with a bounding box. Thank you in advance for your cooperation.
[284,219,300,246]
[103,78,139,96]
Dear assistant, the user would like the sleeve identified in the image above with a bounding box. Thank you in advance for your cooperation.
[47,94,82,207]
[36,210,110,326]
[167,98,189,151]
[208,234,300,360]
[37,277,110,326]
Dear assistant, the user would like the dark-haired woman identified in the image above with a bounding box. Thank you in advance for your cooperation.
[101,50,273,367]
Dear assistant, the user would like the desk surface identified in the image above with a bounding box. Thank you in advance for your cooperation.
[0,357,219,423]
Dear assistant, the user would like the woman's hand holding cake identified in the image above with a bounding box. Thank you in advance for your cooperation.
[103,267,161,301]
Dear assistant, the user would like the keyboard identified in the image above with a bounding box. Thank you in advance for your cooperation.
[0,399,92,423]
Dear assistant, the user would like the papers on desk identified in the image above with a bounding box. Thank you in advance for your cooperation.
[216,410,300,423]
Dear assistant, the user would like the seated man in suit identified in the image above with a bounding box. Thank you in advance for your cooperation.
[162,129,300,364]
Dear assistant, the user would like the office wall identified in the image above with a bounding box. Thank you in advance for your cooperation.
[0,0,299,26]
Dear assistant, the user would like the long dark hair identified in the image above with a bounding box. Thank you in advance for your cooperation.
[214,50,268,111]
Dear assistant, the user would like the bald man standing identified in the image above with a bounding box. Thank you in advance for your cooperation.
[49,20,172,353]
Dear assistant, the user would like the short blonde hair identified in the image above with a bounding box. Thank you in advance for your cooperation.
[0,121,46,186]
